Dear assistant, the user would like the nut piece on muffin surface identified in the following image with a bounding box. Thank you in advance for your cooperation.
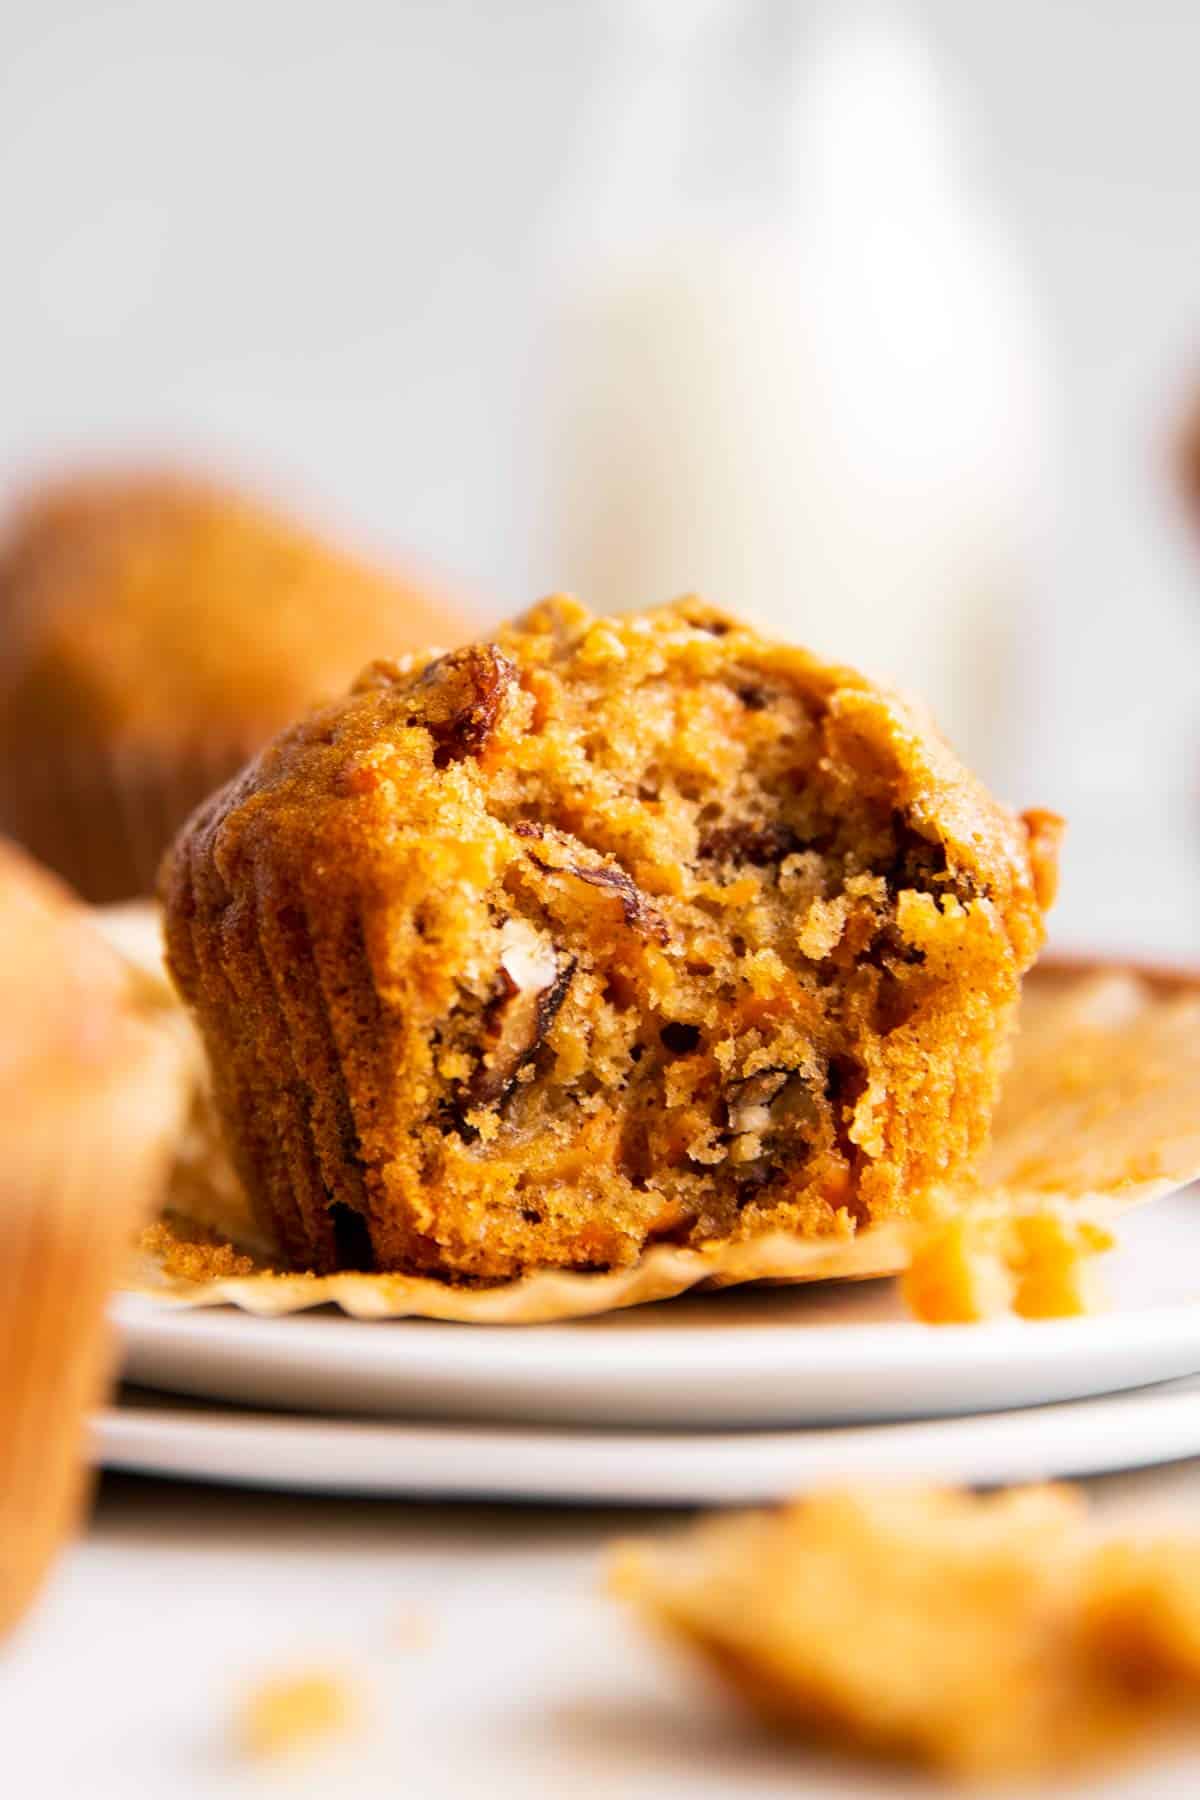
[0,470,468,903]
[162,596,1060,1282]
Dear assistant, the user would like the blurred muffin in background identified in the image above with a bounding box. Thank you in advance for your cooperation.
[0,470,469,901]
[1179,384,1200,529]
[0,839,186,1637]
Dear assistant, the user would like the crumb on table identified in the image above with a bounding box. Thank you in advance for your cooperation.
[235,1668,360,1760]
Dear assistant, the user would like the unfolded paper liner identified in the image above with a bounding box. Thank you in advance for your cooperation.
[105,905,1200,1324]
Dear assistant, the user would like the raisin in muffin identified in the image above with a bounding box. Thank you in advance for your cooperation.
[0,470,467,902]
[162,596,1060,1281]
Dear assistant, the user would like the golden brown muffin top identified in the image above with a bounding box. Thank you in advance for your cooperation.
[0,839,171,1097]
[182,594,1056,968]
[0,471,468,748]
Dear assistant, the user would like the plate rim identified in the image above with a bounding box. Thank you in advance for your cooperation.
[112,1286,1200,1380]
[93,1375,1200,1503]
[111,1278,1200,1431]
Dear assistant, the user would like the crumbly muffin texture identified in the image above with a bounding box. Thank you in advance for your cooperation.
[614,1485,1200,1777]
[164,597,1058,1280]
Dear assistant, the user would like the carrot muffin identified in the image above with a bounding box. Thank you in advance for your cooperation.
[0,841,186,1636]
[162,596,1060,1281]
[0,470,467,903]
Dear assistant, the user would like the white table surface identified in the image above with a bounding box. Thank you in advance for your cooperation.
[7,1459,1200,1799]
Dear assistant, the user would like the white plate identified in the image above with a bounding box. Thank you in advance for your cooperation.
[114,1189,1200,1428]
[95,1374,1200,1503]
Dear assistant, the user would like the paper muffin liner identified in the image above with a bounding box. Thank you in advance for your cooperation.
[0,733,253,904]
[107,905,1200,1324]
[0,1011,187,1637]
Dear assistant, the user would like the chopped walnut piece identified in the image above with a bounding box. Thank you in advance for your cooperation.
[523,838,669,944]
[698,820,805,866]
[725,1068,792,1136]
[470,919,574,1106]
[724,1069,817,1165]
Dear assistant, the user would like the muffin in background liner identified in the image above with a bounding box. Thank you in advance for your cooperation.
[102,906,1200,1323]
[0,468,472,903]
[0,849,188,1641]
[0,735,254,911]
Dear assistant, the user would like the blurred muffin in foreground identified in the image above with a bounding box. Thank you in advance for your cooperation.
[0,841,186,1639]
[614,1484,1200,1777]
[163,595,1057,1282]
[0,471,468,901]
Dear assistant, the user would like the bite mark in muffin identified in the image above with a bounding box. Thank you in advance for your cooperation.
[163,596,1059,1281]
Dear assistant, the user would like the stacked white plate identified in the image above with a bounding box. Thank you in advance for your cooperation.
[97,1187,1200,1505]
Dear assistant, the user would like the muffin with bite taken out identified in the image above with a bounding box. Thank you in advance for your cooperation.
[162,595,1060,1281]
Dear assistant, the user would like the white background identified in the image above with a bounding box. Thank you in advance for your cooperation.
[1,0,1198,948]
